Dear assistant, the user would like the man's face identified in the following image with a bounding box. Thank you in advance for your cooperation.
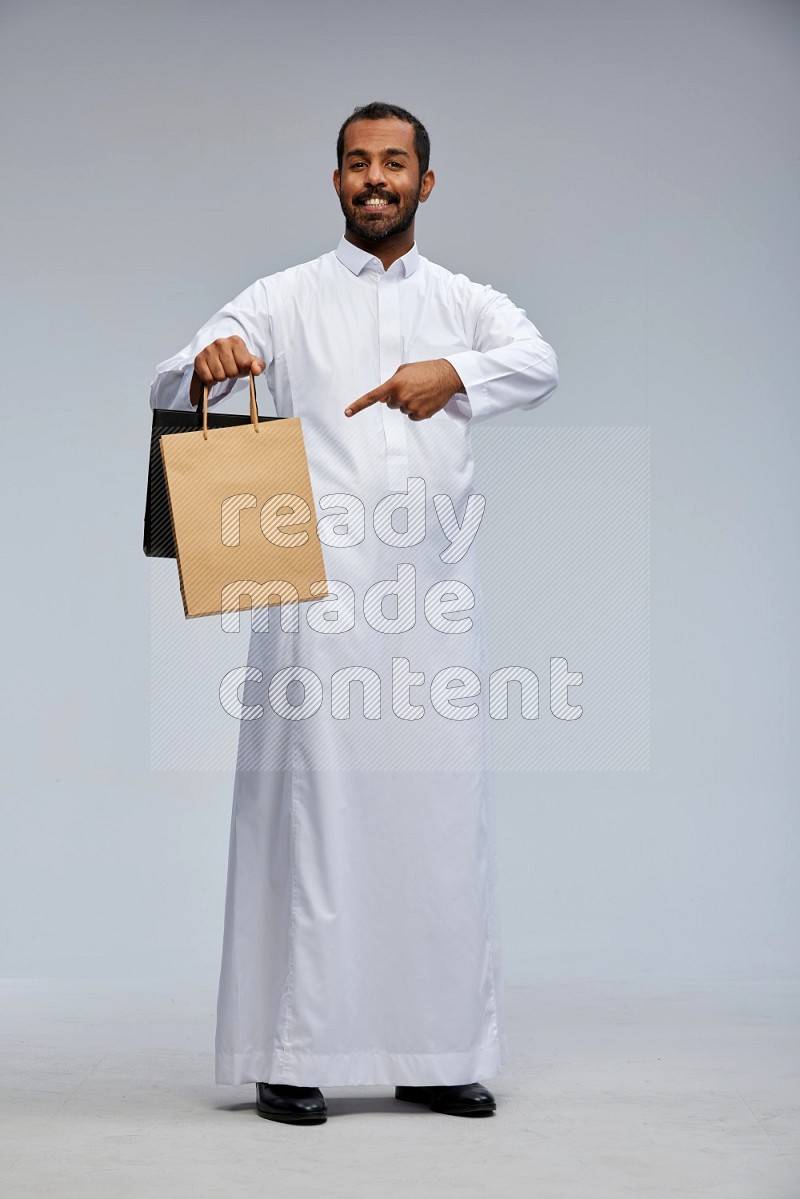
[333,117,434,242]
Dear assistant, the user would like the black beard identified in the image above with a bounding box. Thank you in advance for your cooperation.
[340,187,421,243]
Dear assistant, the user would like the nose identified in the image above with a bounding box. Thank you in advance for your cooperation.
[364,161,387,189]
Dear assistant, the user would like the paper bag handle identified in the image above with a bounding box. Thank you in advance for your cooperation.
[201,371,260,441]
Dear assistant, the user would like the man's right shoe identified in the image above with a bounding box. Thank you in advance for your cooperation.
[255,1082,327,1124]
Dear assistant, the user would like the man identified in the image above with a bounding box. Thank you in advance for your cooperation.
[150,101,558,1125]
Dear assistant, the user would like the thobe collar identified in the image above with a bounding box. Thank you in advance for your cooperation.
[335,234,420,278]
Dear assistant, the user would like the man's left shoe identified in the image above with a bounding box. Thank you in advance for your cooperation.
[394,1082,496,1116]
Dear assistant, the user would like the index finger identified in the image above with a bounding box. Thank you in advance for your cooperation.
[344,383,390,417]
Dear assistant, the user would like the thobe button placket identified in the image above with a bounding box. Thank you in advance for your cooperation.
[376,268,409,491]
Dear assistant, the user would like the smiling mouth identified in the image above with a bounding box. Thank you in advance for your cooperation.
[358,197,396,212]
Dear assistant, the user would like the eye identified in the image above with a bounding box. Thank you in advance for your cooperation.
[388,161,403,168]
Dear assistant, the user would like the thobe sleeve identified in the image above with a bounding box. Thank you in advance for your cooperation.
[442,285,559,423]
[148,278,273,411]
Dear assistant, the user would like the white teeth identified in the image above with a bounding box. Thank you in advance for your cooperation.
[364,198,390,205]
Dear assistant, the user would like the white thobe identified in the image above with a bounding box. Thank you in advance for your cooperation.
[149,235,559,1087]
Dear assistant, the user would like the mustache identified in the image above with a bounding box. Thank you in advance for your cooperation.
[355,190,400,205]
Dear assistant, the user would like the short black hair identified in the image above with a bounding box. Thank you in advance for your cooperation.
[336,101,430,178]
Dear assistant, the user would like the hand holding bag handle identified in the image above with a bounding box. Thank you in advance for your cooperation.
[202,370,260,440]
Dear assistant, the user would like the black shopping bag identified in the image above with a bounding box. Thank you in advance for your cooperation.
[143,381,282,559]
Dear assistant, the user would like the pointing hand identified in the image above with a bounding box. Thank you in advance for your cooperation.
[344,359,464,421]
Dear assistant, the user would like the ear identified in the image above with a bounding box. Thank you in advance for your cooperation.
[419,169,435,203]
[332,168,341,196]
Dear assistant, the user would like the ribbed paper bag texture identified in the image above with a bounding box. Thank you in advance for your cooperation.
[160,415,328,619]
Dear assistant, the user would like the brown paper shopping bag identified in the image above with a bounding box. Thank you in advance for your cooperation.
[159,373,328,619]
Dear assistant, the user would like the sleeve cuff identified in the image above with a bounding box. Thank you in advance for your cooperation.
[442,351,491,422]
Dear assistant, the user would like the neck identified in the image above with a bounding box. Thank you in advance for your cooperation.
[344,224,415,271]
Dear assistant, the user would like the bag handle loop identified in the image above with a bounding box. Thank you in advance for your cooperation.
[201,371,260,441]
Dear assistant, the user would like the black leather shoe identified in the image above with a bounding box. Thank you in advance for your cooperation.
[395,1082,496,1116]
[255,1082,327,1124]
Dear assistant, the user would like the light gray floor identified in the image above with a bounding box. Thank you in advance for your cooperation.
[1,977,798,1198]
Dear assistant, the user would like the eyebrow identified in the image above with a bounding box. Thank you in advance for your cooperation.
[345,147,411,159]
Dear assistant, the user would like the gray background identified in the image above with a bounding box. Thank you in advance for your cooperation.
[1,0,797,991]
